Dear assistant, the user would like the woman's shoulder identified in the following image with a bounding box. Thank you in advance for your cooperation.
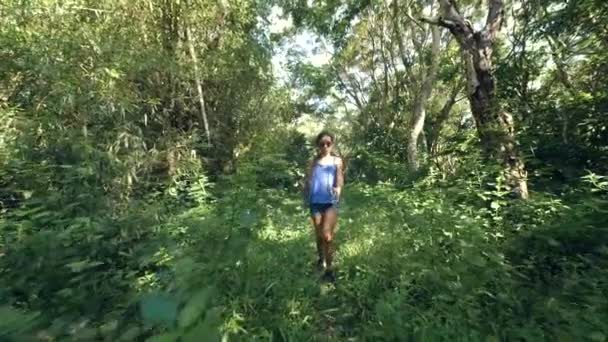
[332,155,344,166]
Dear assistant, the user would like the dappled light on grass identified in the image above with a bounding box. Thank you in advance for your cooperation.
[255,216,307,244]
[339,233,375,262]
[2,176,607,340]
[19,120,599,334]
[253,183,607,341]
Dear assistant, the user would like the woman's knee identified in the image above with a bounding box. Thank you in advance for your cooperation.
[314,223,324,234]
[311,215,322,226]
[322,229,333,242]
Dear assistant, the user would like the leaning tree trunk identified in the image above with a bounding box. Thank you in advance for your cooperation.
[427,80,463,155]
[422,0,529,199]
[186,27,212,146]
[407,24,441,172]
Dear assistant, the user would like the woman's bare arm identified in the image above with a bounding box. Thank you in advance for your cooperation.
[303,159,314,194]
[334,157,344,200]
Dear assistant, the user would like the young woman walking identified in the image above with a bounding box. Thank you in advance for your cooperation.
[304,131,344,282]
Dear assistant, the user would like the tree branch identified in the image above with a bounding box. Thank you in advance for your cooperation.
[419,16,456,30]
[423,0,477,50]
[334,67,365,111]
[428,80,464,153]
[438,0,465,23]
[484,0,504,39]
[403,7,425,30]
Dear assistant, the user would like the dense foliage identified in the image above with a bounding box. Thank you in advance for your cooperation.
[1,0,607,341]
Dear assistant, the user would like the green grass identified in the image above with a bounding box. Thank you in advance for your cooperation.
[152,183,607,341]
[2,182,607,341]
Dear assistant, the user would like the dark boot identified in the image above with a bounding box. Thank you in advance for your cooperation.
[316,258,326,271]
[322,269,335,283]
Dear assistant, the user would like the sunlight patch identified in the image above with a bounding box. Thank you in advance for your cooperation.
[340,237,374,260]
[256,223,308,242]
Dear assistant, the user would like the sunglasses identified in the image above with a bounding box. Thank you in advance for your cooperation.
[318,141,332,148]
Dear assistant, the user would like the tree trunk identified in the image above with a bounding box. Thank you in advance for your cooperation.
[427,81,463,154]
[466,47,528,199]
[407,23,441,172]
[186,27,212,146]
[422,0,529,199]
[546,36,575,145]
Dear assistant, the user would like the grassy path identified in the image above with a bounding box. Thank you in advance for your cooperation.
[214,186,404,341]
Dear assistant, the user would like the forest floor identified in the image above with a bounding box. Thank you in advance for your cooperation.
[233,187,387,341]
[166,183,439,341]
[3,182,607,341]
[178,182,607,341]
[200,185,398,341]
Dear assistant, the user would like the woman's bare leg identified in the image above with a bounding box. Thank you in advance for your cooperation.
[321,207,338,271]
[311,214,324,266]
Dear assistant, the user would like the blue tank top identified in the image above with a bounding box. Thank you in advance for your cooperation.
[309,158,338,204]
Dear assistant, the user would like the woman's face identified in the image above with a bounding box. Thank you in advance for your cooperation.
[317,135,333,154]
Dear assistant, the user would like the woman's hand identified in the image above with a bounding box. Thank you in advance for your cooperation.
[333,187,341,201]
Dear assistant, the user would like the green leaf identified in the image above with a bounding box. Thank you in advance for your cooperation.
[140,294,179,326]
[146,332,180,342]
[65,260,104,272]
[178,288,212,328]
[0,306,39,335]
[181,321,220,342]
[118,326,141,341]
[590,332,606,342]
[469,254,487,267]
[104,67,121,79]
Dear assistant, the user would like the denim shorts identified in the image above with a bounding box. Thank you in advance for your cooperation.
[310,202,339,216]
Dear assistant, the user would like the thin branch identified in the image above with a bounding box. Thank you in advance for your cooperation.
[367,22,381,93]
[392,0,414,78]
[403,8,425,30]
[379,10,391,102]
[455,95,467,103]
[419,16,456,30]
[70,6,113,13]
[334,67,365,111]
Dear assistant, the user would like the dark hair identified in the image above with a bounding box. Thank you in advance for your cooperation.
[315,130,335,145]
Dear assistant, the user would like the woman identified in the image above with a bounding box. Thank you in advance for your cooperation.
[304,131,344,282]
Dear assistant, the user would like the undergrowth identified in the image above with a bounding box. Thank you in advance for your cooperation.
[2,170,607,341]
